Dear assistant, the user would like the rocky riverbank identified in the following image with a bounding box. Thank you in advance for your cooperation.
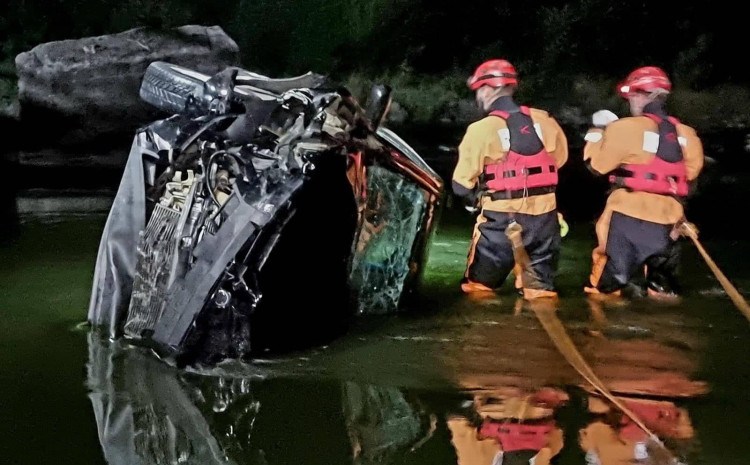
[2,25,750,241]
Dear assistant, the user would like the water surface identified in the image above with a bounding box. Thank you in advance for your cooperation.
[1,207,750,464]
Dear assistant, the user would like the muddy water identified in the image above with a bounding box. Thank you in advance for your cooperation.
[1,206,750,464]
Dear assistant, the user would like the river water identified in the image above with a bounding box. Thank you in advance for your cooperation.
[1,198,750,464]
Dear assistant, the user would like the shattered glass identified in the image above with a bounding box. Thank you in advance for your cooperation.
[350,165,428,315]
[342,381,433,465]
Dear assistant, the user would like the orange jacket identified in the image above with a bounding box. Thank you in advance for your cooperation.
[584,115,704,224]
[453,108,568,214]
[580,395,694,464]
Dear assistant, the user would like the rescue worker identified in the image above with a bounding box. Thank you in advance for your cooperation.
[447,387,567,465]
[583,66,705,297]
[579,394,694,464]
[453,59,569,299]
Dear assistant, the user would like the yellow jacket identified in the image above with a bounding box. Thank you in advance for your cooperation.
[453,107,569,214]
[584,114,704,224]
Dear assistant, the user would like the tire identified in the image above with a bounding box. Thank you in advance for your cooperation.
[139,61,209,114]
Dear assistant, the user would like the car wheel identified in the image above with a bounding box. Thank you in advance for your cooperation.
[139,61,209,114]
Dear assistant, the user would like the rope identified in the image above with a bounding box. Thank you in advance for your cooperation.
[679,222,750,322]
[506,221,673,455]
[530,306,663,445]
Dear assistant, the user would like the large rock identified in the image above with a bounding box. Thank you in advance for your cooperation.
[15,25,240,148]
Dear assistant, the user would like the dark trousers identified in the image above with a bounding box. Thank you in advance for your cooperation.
[597,211,679,294]
[465,210,560,291]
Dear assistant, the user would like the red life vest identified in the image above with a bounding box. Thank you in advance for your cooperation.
[617,399,683,441]
[608,113,689,197]
[478,420,554,452]
[482,107,558,200]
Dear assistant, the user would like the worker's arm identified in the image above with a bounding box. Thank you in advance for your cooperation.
[452,120,500,200]
[678,125,705,181]
[544,116,569,168]
[583,120,633,175]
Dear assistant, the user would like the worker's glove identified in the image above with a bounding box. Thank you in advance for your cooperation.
[584,450,602,465]
[558,213,569,238]
[464,203,479,214]
[592,109,619,128]
[462,189,484,214]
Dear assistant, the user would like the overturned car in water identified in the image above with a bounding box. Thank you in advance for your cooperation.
[87,62,444,366]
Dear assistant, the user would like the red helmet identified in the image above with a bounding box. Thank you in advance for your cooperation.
[467,59,518,91]
[618,66,671,98]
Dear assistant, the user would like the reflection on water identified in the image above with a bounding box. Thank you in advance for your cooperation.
[447,388,568,465]
[87,333,257,465]
[3,210,750,463]
[343,381,436,464]
[86,331,699,465]
[86,331,439,465]
[579,395,694,465]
